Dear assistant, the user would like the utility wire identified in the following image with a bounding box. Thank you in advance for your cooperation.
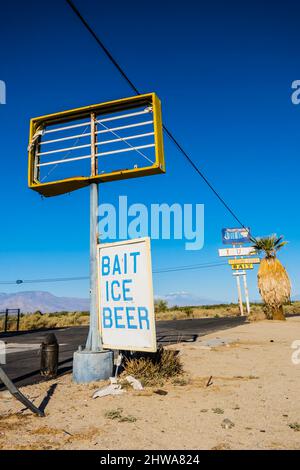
[154,262,227,274]
[65,0,247,229]
[0,261,228,285]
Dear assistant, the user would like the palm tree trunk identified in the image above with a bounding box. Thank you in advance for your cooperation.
[271,305,286,321]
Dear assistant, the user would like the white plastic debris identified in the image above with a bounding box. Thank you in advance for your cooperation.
[92,383,124,399]
[126,375,144,391]
[114,353,123,378]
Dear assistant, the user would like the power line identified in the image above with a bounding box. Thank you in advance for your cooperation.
[65,0,247,229]
[154,262,227,274]
[0,261,227,285]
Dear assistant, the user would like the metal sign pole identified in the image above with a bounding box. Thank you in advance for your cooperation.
[85,182,102,351]
[243,272,250,315]
[236,273,244,316]
[72,117,113,384]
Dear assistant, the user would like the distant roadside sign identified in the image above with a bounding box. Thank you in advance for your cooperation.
[228,258,260,265]
[97,237,156,352]
[218,247,256,257]
[222,227,251,245]
[231,263,253,270]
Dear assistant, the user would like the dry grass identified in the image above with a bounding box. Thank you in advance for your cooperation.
[158,301,300,322]
[122,347,183,386]
[0,311,90,332]
[1,302,300,333]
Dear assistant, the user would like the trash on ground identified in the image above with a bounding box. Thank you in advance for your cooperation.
[93,383,124,399]
[206,376,213,387]
[154,389,168,396]
[126,375,143,390]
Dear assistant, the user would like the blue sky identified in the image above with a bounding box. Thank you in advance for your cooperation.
[0,0,300,303]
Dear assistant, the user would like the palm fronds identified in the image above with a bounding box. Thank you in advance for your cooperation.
[251,234,287,258]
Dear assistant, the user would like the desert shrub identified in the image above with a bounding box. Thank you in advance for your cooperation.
[154,299,168,313]
[184,307,193,317]
[122,346,183,386]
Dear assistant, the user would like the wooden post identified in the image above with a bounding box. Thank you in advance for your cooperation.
[16,309,20,332]
[4,309,8,333]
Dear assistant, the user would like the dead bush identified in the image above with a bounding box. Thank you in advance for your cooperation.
[122,346,183,386]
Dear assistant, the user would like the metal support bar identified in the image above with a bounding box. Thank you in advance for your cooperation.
[236,274,244,316]
[98,132,154,146]
[97,120,153,134]
[243,273,250,315]
[90,113,97,177]
[97,108,151,124]
[44,120,91,134]
[85,183,102,351]
[37,143,91,156]
[0,367,44,417]
[97,143,155,157]
[37,154,91,167]
[40,132,92,146]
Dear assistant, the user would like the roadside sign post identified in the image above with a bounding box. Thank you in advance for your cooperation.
[235,273,244,316]
[85,183,102,351]
[28,93,165,383]
[242,273,250,315]
[73,184,114,384]
[219,227,259,317]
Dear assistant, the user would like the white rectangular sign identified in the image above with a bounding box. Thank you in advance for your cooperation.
[97,237,156,352]
[218,247,256,257]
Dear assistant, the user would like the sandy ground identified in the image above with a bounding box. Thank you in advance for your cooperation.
[1,317,300,450]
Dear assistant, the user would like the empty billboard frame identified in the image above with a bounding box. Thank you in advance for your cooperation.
[28,93,165,197]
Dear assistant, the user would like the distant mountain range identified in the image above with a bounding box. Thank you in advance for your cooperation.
[0,290,223,313]
[4,289,289,313]
[0,291,89,313]
[155,291,221,307]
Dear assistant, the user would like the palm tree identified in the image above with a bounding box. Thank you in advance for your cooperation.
[251,235,291,320]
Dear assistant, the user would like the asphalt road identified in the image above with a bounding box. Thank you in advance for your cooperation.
[0,316,246,390]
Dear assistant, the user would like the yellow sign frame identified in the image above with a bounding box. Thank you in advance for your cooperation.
[228,258,260,265]
[28,93,165,197]
[231,263,253,270]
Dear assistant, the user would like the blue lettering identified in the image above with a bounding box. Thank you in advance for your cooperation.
[105,281,109,301]
[113,255,121,275]
[114,307,125,328]
[130,252,140,273]
[123,279,133,301]
[111,280,121,301]
[102,256,110,275]
[138,307,150,330]
[102,307,113,328]
[126,307,137,329]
